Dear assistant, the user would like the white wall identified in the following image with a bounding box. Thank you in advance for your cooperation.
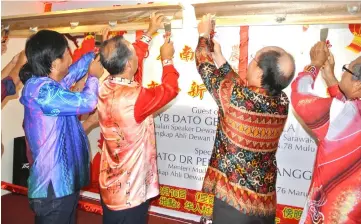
[1,1,44,196]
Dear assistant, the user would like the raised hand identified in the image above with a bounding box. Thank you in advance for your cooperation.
[310,41,329,69]
[146,12,164,36]
[198,14,212,38]
[100,27,111,42]
[160,37,174,61]
[321,52,338,87]
[89,54,104,78]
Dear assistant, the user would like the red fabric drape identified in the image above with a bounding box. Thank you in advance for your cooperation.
[238,26,249,83]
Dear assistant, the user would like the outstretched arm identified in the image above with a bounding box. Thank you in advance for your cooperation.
[134,64,179,123]
[133,12,164,84]
[36,76,99,116]
[134,37,179,123]
[291,41,335,140]
[196,15,242,106]
[61,52,95,89]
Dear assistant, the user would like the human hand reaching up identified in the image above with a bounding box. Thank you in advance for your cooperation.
[89,54,104,78]
[198,14,212,38]
[100,27,111,42]
[160,37,174,61]
[310,41,329,69]
[146,12,164,37]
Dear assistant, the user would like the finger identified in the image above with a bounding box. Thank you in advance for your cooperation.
[207,14,212,23]
[329,52,334,63]
[151,12,156,19]
[323,45,330,57]
[155,13,164,19]
[315,42,323,51]
[207,13,212,20]
[156,15,165,24]
[324,59,330,66]
[164,36,170,44]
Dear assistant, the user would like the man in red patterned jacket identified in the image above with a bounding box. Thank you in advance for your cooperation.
[96,13,180,224]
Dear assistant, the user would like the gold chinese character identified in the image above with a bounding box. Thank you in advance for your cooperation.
[188,81,207,100]
[159,196,168,207]
[160,186,170,196]
[195,203,203,214]
[275,217,281,224]
[184,200,196,212]
[293,209,303,220]
[180,45,195,62]
[282,207,294,219]
[170,198,180,209]
[178,189,187,200]
[195,192,214,205]
[200,204,213,216]
[169,188,178,198]
[147,81,159,88]
[229,45,240,62]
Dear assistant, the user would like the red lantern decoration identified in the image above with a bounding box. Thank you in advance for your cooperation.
[346,24,361,53]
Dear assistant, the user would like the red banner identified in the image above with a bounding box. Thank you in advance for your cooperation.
[151,184,214,217]
[2,181,303,223]
[275,204,303,224]
[152,184,303,223]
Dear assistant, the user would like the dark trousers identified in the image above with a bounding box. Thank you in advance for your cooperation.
[101,199,150,224]
[29,183,80,224]
[213,198,275,224]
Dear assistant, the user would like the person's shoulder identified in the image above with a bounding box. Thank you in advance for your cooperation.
[23,77,60,96]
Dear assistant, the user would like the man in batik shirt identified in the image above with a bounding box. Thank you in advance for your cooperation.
[196,14,296,224]
[97,13,179,224]
[20,30,103,224]
[292,41,361,224]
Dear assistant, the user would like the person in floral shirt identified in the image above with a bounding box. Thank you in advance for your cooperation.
[196,14,295,224]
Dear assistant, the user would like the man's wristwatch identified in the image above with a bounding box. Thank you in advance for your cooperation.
[162,59,173,67]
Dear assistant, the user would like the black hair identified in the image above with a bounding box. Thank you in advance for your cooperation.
[258,50,295,96]
[19,30,68,84]
[99,36,132,76]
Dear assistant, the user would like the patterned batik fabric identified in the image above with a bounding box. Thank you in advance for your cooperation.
[292,66,361,224]
[195,37,289,218]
